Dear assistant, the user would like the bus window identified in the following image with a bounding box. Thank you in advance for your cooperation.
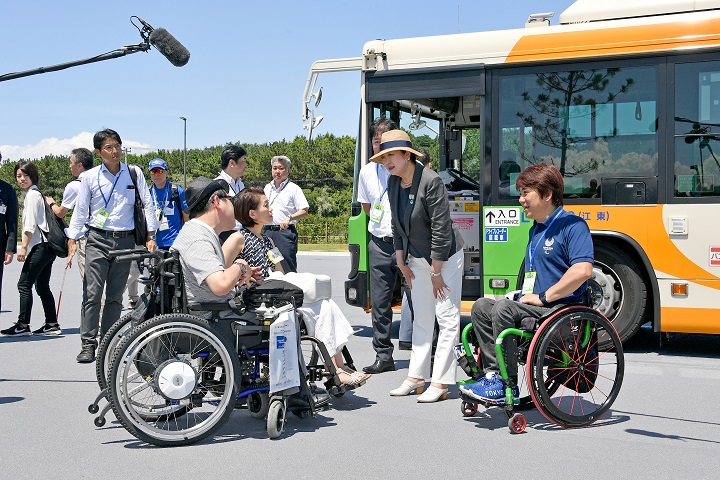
[498,65,658,200]
[674,61,720,198]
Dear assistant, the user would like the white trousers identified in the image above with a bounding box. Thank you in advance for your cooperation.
[297,299,354,357]
[407,249,463,384]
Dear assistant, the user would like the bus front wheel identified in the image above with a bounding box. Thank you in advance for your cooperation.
[589,243,647,348]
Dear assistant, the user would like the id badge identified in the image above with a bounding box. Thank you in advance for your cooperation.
[0,204,6,215]
[369,203,384,223]
[521,271,537,296]
[159,216,169,231]
[91,209,109,228]
[267,247,285,264]
[164,205,174,216]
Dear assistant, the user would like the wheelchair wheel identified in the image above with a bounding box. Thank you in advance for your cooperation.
[527,308,624,428]
[267,399,286,439]
[108,314,239,447]
[248,392,270,419]
[96,313,135,390]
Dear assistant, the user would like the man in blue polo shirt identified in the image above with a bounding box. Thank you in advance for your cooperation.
[461,164,594,402]
[147,158,188,249]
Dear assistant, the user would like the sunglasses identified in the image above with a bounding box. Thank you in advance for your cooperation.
[150,168,166,174]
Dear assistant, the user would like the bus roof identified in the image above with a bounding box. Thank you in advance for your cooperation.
[361,0,720,71]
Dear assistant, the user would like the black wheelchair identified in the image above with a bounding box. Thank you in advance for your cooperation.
[456,296,624,434]
[88,249,364,446]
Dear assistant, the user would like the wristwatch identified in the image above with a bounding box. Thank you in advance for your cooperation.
[430,271,442,278]
[147,234,156,241]
[539,291,550,306]
[234,260,248,275]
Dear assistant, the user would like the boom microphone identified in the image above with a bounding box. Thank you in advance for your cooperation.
[149,27,190,67]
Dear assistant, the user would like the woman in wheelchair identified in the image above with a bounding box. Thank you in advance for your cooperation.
[460,164,594,403]
[223,187,370,387]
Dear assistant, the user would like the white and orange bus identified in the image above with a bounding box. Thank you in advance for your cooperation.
[303,0,720,344]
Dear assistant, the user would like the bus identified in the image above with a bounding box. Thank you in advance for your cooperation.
[301,0,720,345]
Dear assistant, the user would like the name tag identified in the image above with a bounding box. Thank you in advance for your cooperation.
[521,271,537,296]
[164,205,175,216]
[369,203,384,223]
[159,216,169,231]
[0,204,6,215]
[267,247,284,264]
[91,209,109,228]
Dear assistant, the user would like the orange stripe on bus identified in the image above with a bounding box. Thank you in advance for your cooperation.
[506,19,720,63]
[661,307,720,334]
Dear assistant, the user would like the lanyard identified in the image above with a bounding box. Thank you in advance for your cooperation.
[527,208,563,271]
[151,183,170,211]
[376,164,388,203]
[268,179,289,206]
[97,167,123,209]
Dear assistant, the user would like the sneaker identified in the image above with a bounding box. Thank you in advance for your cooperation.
[1,323,32,336]
[32,324,62,336]
[76,344,96,363]
[460,372,519,403]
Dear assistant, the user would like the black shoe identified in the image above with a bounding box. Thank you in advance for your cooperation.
[287,391,331,410]
[399,341,412,351]
[32,324,62,336]
[76,345,96,363]
[1,323,32,337]
[363,359,396,374]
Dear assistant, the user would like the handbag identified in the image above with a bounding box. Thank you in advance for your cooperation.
[128,166,148,246]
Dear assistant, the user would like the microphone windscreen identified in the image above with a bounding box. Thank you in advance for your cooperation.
[149,27,190,67]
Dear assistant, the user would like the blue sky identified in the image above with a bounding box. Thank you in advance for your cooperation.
[0,1,574,161]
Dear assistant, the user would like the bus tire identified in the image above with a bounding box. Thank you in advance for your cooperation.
[590,243,647,347]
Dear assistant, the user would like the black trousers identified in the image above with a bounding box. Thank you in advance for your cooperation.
[368,235,402,362]
[17,242,56,325]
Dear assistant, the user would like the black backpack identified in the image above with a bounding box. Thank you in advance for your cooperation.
[39,190,69,258]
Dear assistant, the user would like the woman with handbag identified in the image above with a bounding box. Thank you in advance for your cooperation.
[1,161,59,336]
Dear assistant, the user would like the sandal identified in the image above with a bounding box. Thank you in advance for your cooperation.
[337,367,370,386]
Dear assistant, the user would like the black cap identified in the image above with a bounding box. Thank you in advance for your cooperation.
[183,177,227,214]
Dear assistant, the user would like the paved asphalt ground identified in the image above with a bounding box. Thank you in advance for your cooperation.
[1,252,720,479]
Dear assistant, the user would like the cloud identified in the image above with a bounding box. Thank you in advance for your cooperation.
[0,133,155,163]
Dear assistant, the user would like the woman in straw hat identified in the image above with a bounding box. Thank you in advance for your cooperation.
[370,130,464,403]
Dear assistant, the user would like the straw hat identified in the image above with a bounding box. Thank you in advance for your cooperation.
[369,130,423,163]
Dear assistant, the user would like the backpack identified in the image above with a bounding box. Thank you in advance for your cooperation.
[39,190,69,258]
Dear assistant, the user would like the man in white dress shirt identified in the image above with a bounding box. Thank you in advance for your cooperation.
[66,129,158,363]
[216,144,247,242]
[263,155,309,273]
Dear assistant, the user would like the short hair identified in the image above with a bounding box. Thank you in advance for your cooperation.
[370,116,398,138]
[14,160,40,186]
[72,148,94,170]
[270,155,291,170]
[93,129,121,150]
[416,147,430,167]
[515,164,564,206]
[188,189,228,219]
[233,186,265,228]
[221,145,247,169]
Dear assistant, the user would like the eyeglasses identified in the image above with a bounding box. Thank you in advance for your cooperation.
[150,168,165,175]
[102,144,122,152]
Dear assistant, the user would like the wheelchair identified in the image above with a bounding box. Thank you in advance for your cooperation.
[88,249,363,446]
[456,296,624,434]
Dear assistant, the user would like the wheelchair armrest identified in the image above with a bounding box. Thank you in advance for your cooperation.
[188,296,247,314]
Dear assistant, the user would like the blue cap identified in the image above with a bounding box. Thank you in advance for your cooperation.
[148,158,168,171]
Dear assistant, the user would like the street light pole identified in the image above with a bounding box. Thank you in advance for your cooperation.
[180,116,187,189]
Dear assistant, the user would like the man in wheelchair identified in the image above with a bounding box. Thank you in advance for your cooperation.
[461,164,594,403]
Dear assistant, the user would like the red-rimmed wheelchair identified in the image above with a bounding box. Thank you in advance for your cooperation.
[456,303,624,434]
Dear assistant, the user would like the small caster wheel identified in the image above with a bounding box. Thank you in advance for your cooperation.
[461,401,478,417]
[88,404,99,414]
[248,392,270,419]
[267,400,286,439]
[508,413,526,434]
[94,416,106,428]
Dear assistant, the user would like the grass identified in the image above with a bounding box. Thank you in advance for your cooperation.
[298,243,348,252]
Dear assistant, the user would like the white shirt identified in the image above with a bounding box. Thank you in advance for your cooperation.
[357,162,393,237]
[22,186,48,252]
[67,163,158,240]
[61,172,88,236]
[264,179,309,225]
[216,170,244,196]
